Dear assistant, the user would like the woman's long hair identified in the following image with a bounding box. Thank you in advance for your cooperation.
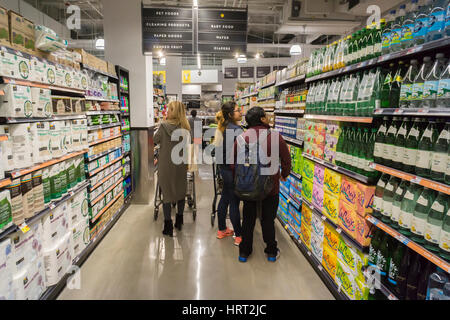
[216,101,236,133]
[166,101,190,131]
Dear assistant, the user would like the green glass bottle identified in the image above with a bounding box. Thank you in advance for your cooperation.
[373,173,391,218]
[411,187,438,244]
[390,180,410,229]
[388,242,405,291]
[403,118,424,173]
[394,247,412,299]
[398,184,424,236]
[439,207,450,261]
[381,176,402,224]
[390,61,407,108]
[392,118,411,171]
[373,117,390,164]
[376,234,392,283]
[368,228,384,268]
[384,117,402,168]
[424,193,449,252]
[415,121,439,178]
[367,128,380,182]
[355,127,365,175]
[430,122,449,182]
[381,65,395,108]
[335,126,346,167]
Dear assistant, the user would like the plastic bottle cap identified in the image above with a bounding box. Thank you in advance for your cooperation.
[380,19,386,23]
[423,56,432,62]
[443,283,450,296]
[400,4,406,8]
[436,53,445,59]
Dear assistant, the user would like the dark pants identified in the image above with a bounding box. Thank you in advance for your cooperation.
[163,199,185,221]
[239,194,279,257]
[217,166,242,237]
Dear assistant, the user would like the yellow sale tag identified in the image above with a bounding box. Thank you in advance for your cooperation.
[19,223,30,234]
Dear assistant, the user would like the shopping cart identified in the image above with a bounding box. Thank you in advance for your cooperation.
[153,146,197,221]
[210,151,223,227]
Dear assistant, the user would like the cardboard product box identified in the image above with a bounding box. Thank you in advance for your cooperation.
[0,7,9,46]
[54,64,65,87]
[107,61,117,77]
[355,182,375,218]
[9,51,31,81]
[8,11,25,49]
[323,222,340,253]
[0,83,33,118]
[30,87,51,118]
[289,203,301,226]
[323,168,342,197]
[324,145,337,164]
[325,133,338,150]
[302,158,315,182]
[44,61,56,84]
[310,232,323,261]
[299,221,311,249]
[301,178,313,204]
[310,211,324,240]
[322,191,339,224]
[63,66,73,88]
[335,258,357,300]
[355,214,373,248]
[338,201,357,240]
[340,175,358,210]
[277,205,288,223]
[41,202,70,248]
[301,204,312,226]
[52,96,71,115]
[289,182,302,206]
[23,18,35,52]
[312,144,325,159]
[71,98,86,114]
[322,245,337,280]
[12,256,46,300]
[312,182,324,211]
[0,46,14,77]
[313,163,325,187]
[337,236,368,283]
[354,277,370,300]
[325,121,341,137]
[29,56,45,83]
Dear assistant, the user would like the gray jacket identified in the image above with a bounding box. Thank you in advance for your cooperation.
[154,122,188,203]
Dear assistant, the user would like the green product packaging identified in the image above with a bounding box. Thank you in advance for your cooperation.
[7,179,24,225]
[42,168,51,204]
[31,170,44,214]
[20,174,34,219]
[0,190,12,230]
[49,164,61,200]
[59,162,68,195]
[67,159,77,189]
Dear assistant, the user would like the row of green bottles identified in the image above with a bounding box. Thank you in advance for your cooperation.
[335,125,380,181]
[374,117,450,183]
[372,174,450,260]
[305,67,382,116]
[368,230,437,300]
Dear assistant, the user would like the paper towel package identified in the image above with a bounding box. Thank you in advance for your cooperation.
[30,122,50,163]
[0,125,14,172]
[32,171,45,215]
[45,62,56,85]
[69,188,89,227]
[0,238,14,300]
[8,178,24,225]
[48,121,62,158]
[12,257,46,300]
[41,202,70,248]
[9,221,43,274]
[71,119,82,151]
[11,123,33,169]
[30,87,51,118]
[70,218,89,258]
[10,53,31,81]
[0,84,33,118]
[42,233,73,286]
[30,56,46,83]
[20,174,34,219]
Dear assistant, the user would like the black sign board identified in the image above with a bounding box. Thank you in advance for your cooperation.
[198,21,247,33]
[142,7,192,20]
[272,66,287,71]
[198,9,247,21]
[257,66,271,78]
[182,94,201,101]
[224,67,238,79]
[198,32,246,44]
[198,43,246,54]
[143,20,193,32]
[147,31,193,42]
[143,42,193,54]
[240,67,254,78]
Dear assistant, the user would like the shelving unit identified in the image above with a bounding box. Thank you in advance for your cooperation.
[369,163,450,195]
[86,110,121,116]
[0,115,86,124]
[88,134,122,147]
[85,97,120,103]
[0,76,86,95]
[302,153,373,185]
[277,216,349,300]
[373,108,450,117]
[81,63,118,80]
[276,74,306,87]
[88,156,123,177]
[367,215,450,273]
[86,146,122,162]
[274,109,305,116]
[87,123,121,131]
[303,114,373,124]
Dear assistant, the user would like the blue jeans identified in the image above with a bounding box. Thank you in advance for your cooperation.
[218,166,242,237]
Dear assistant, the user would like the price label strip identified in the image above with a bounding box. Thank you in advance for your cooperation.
[19,223,30,234]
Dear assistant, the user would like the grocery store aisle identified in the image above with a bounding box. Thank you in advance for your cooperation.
[59,165,333,300]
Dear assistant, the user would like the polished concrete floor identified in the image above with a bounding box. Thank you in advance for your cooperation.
[58,165,334,300]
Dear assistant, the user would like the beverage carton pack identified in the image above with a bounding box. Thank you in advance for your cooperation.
[335,258,357,300]
[354,277,369,300]
[0,84,32,118]
[0,238,14,300]
[355,181,375,217]
[0,7,9,46]
[355,214,373,247]
[312,182,324,211]
[280,179,290,197]
[313,163,325,187]
[322,245,337,280]
[9,221,42,274]
[277,205,288,223]
[323,168,342,196]
[325,134,338,150]
[299,222,311,249]
[338,201,357,240]
[289,203,301,226]
[41,202,70,248]
[325,121,341,137]
[310,211,324,240]
[337,236,368,282]
[302,158,315,182]
[323,222,340,253]
[301,203,312,226]
[340,175,358,210]
[310,232,323,261]
[42,233,72,286]
[12,256,46,300]
[289,178,302,205]
[312,144,325,159]
[324,145,337,164]
[322,191,339,224]
[302,178,313,204]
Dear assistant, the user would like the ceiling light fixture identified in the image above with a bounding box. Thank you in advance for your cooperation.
[290,44,302,56]
[255,53,260,59]
[95,38,104,50]
[158,51,164,58]
[237,54,247,63]
[160,57,166,66]
[193,0,198,7]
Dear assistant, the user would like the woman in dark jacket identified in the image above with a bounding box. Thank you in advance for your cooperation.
[214,102,244,245]
[154,101,191,237]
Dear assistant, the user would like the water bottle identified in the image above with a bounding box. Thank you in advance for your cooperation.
[402,0,420,49]
[426,0,448,42]
[446,1,450,37]
[442,283,450,300]
[436,61,450,109]
[423,53,447,108]
[390,5,407,53]
[382,10,397,54]
[414,0,433,45]
[427,271,449,299]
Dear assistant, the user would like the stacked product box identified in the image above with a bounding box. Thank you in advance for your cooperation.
[86,148,122,174]
[323,168,342,224]
[301,158,314,204]
[280,178,290,198]
[289,144,303,176]
[310,209,324,261]
[304,120,343,164]
[277,194,289,224]
[88,126,121,145]
[322,222,340,280]
[89,193,124,241]
[324,121,341,164]
[287,203,301,240]
[68,188,90,257]
[289,175,302,206]
[275,116,304,141]
[299,204,312,250]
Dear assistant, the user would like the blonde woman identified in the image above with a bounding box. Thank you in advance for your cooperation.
[154,101,191,237]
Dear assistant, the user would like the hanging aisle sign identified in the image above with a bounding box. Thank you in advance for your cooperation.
[142,6,247,56]
[142,6,194,54]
